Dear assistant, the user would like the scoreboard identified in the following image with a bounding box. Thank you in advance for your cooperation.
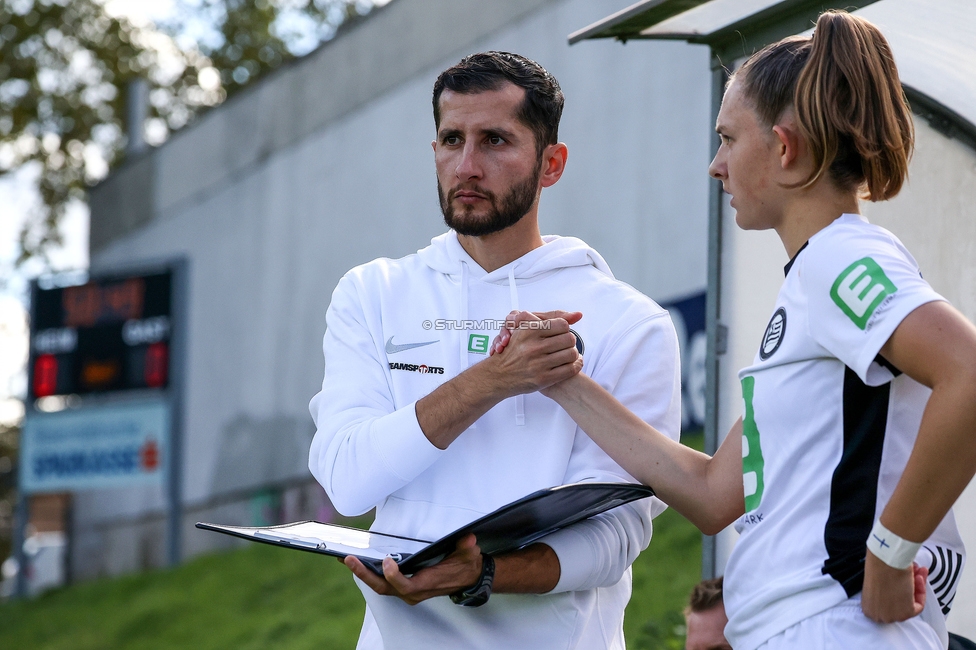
[17,261,187,582]
[29,271,173,399]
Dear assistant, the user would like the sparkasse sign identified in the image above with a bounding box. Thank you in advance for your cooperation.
[20,400,170,494]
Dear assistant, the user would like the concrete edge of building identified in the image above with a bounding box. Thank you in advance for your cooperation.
[89,0,560,255]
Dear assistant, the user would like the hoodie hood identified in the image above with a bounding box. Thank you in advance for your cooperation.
[417,231,615,281]
[416,230,614,426]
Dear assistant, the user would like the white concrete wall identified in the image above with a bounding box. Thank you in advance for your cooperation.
[861,121,976,638]
[717,117,976,634]
[81,0,712,574]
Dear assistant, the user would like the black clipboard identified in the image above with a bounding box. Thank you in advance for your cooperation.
[196,481,654,575]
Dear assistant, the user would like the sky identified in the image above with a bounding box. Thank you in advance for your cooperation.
[0,168,89,426]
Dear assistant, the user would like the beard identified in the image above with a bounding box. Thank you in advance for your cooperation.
[438,168,540,237]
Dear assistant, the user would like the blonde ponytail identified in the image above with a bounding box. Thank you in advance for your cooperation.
[734,10,913,201]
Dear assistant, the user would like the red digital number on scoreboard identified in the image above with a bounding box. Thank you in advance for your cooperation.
[32,355,59,398]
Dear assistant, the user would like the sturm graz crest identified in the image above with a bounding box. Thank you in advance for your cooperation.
[569,329,584,355]
[759,307,787,360]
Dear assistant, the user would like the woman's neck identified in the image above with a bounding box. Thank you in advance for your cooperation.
[775,185,861,258]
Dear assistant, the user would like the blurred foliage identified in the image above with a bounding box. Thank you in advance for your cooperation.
[0,422,17,565]
[0,0,374,268]
[632,609,687,650]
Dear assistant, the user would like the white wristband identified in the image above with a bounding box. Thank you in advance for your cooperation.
[866,520,921,570]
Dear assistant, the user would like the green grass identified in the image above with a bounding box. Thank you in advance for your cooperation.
[627,506,702,649]
[0,540,366,650]
[0,436,703,649]
[625,431,704,650]
[0,517,700,649]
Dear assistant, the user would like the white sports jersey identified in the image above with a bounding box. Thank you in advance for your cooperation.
[723,214,965,650]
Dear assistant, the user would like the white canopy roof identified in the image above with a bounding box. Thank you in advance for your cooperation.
[851,0,976,130]
[571,0,976,132]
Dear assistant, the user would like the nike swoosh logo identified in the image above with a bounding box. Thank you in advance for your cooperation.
[386,336,438,355]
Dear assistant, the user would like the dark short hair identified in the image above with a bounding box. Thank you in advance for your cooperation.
[432,51,564,155]
[686,576,724,615]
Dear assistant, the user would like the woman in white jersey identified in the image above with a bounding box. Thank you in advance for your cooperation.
[492,10,976,650]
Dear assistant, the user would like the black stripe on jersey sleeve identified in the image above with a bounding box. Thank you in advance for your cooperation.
[935,548,962,595]
[927,545,965,615]
[820,367,891,597]
[874,353,903,377]
[930,545,949,589]
[941,556,963,616]
[942,593,956,616]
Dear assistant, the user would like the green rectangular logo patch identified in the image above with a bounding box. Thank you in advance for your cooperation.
[830,257,897,330]
[467,334,490,354]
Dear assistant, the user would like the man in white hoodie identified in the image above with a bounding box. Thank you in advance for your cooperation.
[308,51,681,650]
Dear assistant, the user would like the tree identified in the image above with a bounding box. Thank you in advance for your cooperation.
[0,421,16,567]
[0,0,373,269]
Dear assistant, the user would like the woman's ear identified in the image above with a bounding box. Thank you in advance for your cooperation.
[772,123,802,170]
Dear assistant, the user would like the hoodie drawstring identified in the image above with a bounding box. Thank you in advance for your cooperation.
[460,260,469,373]
[508,267,525,426]
[460,261,475,430]
[507,267,520,312]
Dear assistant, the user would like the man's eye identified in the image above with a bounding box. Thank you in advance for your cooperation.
[487,136,505,145]
[444,135,460,145]
[719,134,731,145]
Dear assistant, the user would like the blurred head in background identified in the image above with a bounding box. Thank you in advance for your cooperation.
[685,576,732,650]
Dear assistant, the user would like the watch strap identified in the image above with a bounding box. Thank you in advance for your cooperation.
[449,554,495,607]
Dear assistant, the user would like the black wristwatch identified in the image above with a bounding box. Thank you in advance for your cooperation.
[449,554,495,607]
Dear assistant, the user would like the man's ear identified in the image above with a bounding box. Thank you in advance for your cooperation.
[540,142,569,188]
[772,124,801,171]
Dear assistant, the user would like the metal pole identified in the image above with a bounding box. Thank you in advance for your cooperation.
[166,258,189,567]
[13,279,40,598]
[64,494,73,585]
[126,78,149,158]
[702,59,729,580]
[13,490,28,598]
